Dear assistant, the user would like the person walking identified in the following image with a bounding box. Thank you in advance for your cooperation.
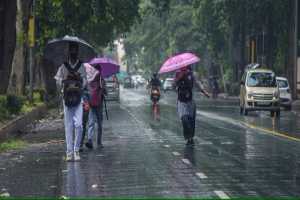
[54,42,87,161]
[85,64,106,149]
[175,65,209,146]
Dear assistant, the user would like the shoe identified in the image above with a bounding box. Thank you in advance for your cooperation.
[190,138,195,146]
[74,151,80,161]
[85,140,93,149]
[186,139,191,146]
[66,153,73,162]
[98,143,104,149]
[79,147,84,152]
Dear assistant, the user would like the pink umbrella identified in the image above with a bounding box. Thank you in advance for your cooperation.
[158,52,200,74]
[89,57,120,78]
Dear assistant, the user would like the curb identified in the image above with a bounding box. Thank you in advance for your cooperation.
[0,104,48,141]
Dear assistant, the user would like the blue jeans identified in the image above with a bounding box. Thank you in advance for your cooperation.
[63,102,83,154]
[87,104,103,145]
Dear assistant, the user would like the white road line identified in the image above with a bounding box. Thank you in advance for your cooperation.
[172,151,181,156]
[164,144,170,148]
[182,158,191,165]
[196,172,207,179]
[214,190,230,199]
[221,141,234,145]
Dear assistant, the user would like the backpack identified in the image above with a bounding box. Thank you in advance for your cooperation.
[89,74,104,107]
[177,71,194,102]
[63,61,83,107]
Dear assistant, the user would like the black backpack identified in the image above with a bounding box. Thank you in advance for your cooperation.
[63,61,83,107]
[177,72,194,102]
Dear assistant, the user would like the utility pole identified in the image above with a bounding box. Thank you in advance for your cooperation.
[293,0,298,99]
[28,0,35,102]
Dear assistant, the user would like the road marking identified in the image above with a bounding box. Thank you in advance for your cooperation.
[196,172,207,179]
[182,158,191,165]
[221,141,234,145]
[214,191,230,199]
[164,144,170,148]
[197,110,300,143]
[172,151,181,156]
[242,122,300,142]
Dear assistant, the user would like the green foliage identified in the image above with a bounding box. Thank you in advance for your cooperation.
[124,0,291,85]
[0,96,9,121]
[35,0,140,54]
[0,139,27,153]
[6,95,25,115]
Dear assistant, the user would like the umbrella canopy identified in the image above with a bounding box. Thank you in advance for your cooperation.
[158,52,200,74]
[84,63,99,83]
[44,35,97,67]
[89,57,120,78]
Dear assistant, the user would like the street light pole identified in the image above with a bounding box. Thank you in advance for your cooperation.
[293,0,298,99]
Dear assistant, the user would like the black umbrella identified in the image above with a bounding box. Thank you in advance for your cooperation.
[43,35,97,67]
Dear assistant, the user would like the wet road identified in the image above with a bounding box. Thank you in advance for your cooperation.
[1,87,300,198]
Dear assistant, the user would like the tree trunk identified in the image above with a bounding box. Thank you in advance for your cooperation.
[7,0,25,95]
[0,0,17,94]
[7,0,32,95]
[287,0,297,99]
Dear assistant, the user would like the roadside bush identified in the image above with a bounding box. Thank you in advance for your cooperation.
[0,95,8,120]
[6,94,25,115]
[227,82,240,96]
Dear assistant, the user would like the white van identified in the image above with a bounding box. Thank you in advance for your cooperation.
[240,68,280,117]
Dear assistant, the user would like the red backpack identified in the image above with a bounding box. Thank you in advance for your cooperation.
[89,74,104,107]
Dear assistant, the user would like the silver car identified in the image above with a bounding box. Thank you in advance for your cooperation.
[276,77,292,110]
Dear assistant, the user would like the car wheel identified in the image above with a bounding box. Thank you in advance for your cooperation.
[243,106,248,116]
[276,110,281,117]
[285,105,292,111]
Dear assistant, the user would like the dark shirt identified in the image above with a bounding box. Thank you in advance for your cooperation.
[150,77,161,87]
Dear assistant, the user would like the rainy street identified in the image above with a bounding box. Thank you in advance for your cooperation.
[0,86,300,198]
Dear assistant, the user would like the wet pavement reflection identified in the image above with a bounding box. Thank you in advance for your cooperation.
[0,87,300,197]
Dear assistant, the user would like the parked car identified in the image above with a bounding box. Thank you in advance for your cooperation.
[240,66,280,117]
[105,75,120,102]
[276,76,292,110]
[124,76,134,88]
[163,78,175,92]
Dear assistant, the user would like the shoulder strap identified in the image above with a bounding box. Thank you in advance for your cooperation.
[64,61,82,73]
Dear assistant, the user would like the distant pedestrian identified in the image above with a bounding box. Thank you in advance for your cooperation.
[175,65,209,146]
[85,64,106,149]
[54,42,87,161]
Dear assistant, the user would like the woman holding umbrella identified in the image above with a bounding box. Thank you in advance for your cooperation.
[159,53,209,146]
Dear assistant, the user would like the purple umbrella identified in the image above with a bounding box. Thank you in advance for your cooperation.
[89,57,120,78]
[159,52,200,74]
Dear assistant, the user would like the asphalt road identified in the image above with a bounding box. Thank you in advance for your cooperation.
[0,87,300,198]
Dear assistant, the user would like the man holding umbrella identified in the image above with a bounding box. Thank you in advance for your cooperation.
[54,42,87,161]
[159,53,209,146]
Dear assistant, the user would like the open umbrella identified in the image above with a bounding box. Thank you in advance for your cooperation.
[89,57,120,78]
[44,35,97,67]
[158,52,200,74]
